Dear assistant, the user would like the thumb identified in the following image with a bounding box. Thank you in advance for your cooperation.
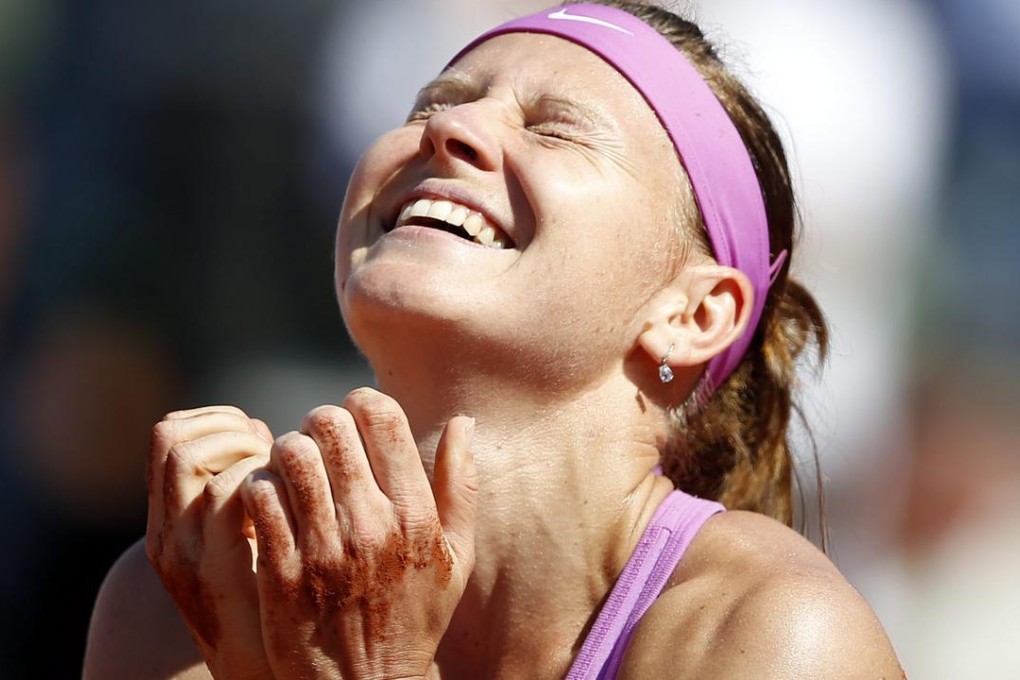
[433,416,478,569]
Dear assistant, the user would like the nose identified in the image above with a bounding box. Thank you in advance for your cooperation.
[418,102,502,172]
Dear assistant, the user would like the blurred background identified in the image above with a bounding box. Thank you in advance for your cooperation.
[0,0,1017,677]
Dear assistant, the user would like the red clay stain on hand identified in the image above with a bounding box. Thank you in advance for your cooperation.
[295,520,456,643]
[159,555,221,653]
[317,423,361,485]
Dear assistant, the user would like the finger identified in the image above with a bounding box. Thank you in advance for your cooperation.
[301,405,388,523]
[164,404,251,420]
[195,456,271,654]
[270,432,338,543]
[162,431,274,522]
[432,417,478,568]
[202,454,272,580]
[241,469,299,582]
[153,411,266,466]
[148,410,267,542]
[251,418,274,443]
[152,430,270,564]
[343,388,435,516]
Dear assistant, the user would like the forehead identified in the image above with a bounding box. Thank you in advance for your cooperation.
[442,33,667,129]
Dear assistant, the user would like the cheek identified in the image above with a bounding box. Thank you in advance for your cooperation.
[335,130,419,280]
[342,125,422,208]
[513,235,665,357]
[340,131,411,223]
[539,186,672,293]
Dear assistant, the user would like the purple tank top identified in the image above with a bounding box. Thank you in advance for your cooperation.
[565,490,725,680]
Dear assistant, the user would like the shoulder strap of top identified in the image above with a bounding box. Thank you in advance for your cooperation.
[565,490,725,680]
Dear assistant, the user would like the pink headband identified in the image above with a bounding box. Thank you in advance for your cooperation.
[448,3,785,394]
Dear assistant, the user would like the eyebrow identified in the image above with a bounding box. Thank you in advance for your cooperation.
[413,72,479,106]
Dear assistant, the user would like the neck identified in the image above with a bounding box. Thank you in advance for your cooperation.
[369,346,675,678]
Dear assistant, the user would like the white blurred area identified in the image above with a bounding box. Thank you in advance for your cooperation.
[315,0,551,170]
[693,0,945,671]
[693,1,1020,677]
[695,0,947,556]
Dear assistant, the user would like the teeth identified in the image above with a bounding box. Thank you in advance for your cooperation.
[409,198,431,218]
[476,225,495,247]
[396,197,510,249]
[447,205,468,227]
[427,200,453,221]
[462,213,483,237]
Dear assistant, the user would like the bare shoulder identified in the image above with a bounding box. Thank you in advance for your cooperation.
[619,511,904,679]
[83,538,211,680]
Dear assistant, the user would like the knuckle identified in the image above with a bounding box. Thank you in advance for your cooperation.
[297,546,342,579]
[302,405,353,437]
[166,404,247,419]
[345,385,382,402]
[163,445,189,478]
[202,473,234,506]
[150,419,179,458]
[244,477,278,512]
[164,442,200,478]
[362,409,403,434]
[272,432,319,466]
[402,511,442,535]
[240,432,273,459]
[257,552,300,588]
[349,394,404,434]
[214,404,248,418]
[348,522,388,553]
[303,410,360,476]
[344,386,396,416]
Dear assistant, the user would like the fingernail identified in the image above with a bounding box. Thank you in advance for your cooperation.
[463,417,476,440]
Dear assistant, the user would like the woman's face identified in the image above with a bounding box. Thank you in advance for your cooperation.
[336,33,687,379]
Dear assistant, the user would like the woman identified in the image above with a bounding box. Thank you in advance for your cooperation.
[85,2,903,677]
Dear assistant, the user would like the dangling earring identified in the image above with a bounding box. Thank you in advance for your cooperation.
[658,344,675,384]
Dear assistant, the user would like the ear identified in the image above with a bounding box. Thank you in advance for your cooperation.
[636,264,754,371]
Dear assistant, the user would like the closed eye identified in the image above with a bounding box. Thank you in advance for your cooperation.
[524,95,603,142]
[526,123,577,141]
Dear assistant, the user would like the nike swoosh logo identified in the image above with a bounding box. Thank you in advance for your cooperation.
[547,8,634,35]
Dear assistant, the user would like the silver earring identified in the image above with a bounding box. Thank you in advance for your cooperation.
[659,344,675,384]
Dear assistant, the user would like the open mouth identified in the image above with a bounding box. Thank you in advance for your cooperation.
[390,198,513,249]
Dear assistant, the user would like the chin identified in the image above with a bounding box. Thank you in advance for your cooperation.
[339,264,472,351]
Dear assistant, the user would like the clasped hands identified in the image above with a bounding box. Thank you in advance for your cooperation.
[145,387,478,679]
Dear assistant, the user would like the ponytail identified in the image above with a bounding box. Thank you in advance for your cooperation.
[594,0,830,531]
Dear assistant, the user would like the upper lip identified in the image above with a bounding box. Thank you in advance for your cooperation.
[384,184,515,247]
